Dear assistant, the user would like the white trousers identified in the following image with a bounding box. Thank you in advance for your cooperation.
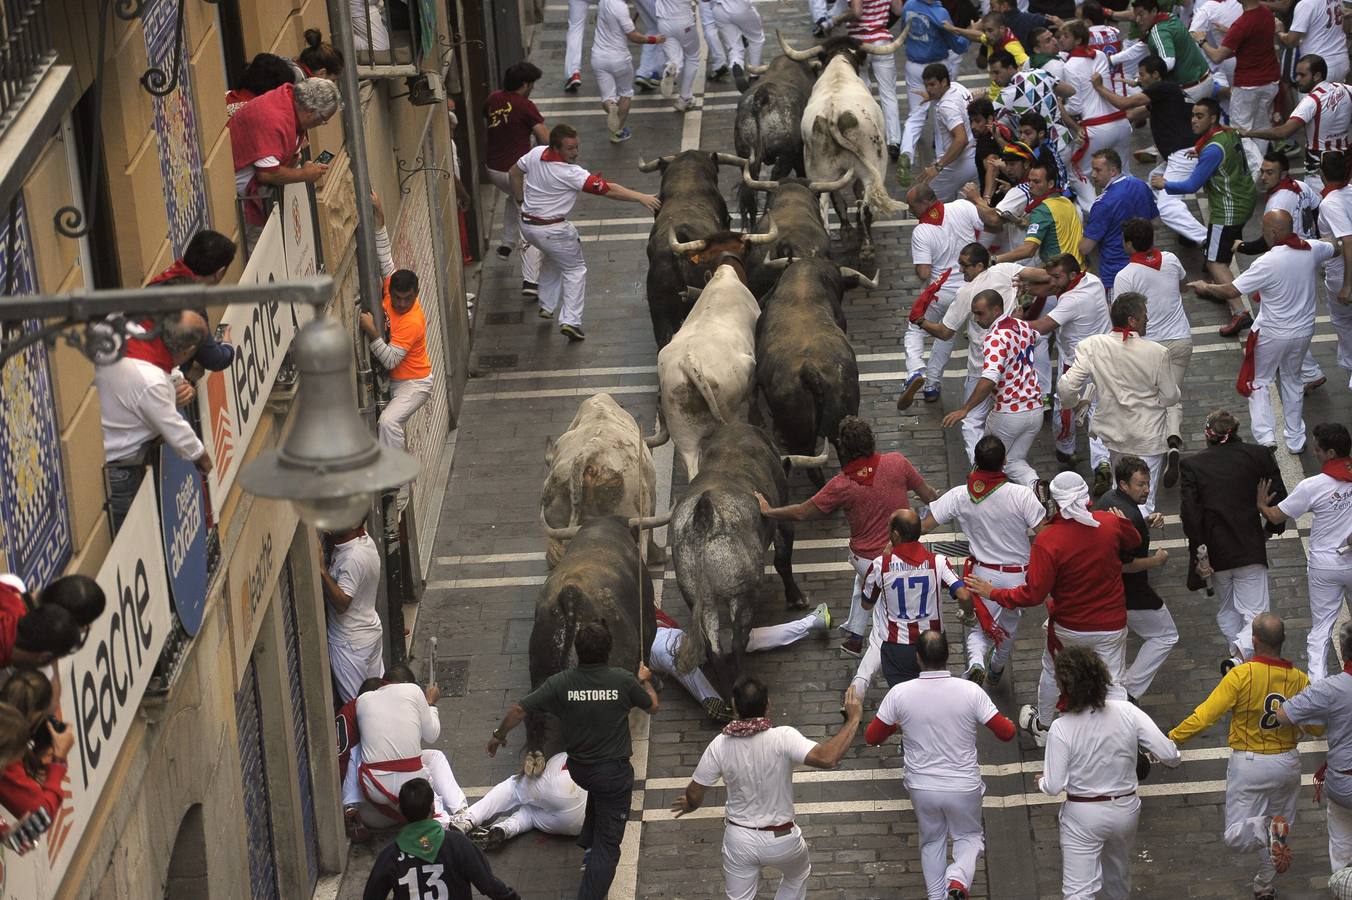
[929,155,980,204]
[1329,295,1352,389]
[660,16,702,101]
[1058,795,1140,900]
[959,373,993,463]
[1214,563,1271,659]
[1038,625,1127,726]
[345,746,469,826]
[1330,797,1352,871]
[1158,338,1193,441]
[650,616,820,702]
[631,0,667,77]
[1225,750,1301,891]
[1107,450,1163,516]
[1329,54,1351,84]
[902,59,933,161]
[564,0,591,78]
[1230,83,1279,178]
[1151,151,1208,244]
[467,752,586,839]
[1248,330,1313,452]
[712,0,764,68]
[807,0,846,26]
[702,2,726,69]
[1069,118,1133,215]
[964,564,1025,673]
[1053,375,1109,469]
[722,823,811,900]
[862,50,902,147]
[486,168,542,282]
[520,220,587,328]
[911,787,986,899]
[328,635,384,705]
[592,51,635,105]
[1307,565,1352,680]
[1034,331,1053,400]
[987,407,1043,487]
[845,551,875,638]
[378,375,434,450]
[904,284,958,388]
[1123,605,1178,698]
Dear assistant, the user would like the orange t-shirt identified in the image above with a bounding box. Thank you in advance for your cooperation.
[381,280,432,381]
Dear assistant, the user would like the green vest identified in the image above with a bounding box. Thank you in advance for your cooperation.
[1204,129,1257,226]
[1149,15,1210,87]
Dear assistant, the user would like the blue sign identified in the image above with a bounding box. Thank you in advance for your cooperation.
[159,445,208,635]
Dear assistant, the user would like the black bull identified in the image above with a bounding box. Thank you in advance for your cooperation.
[734,55,816,230]
[525,516,657,763]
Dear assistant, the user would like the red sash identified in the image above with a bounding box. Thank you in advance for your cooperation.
[1236,329,1259,397]
[909,269,952,323]
[655,608,681,629]
[358,755,425,823]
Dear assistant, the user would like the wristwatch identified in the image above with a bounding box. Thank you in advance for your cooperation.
[491,727,507,742]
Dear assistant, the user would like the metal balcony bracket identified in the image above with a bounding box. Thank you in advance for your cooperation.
[396,155,450,195]
[138,0,219,97]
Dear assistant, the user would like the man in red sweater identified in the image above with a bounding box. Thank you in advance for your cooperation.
[966,470,1140,746]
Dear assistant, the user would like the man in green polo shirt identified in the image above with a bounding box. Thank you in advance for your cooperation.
[487,621,658,900]
[1125,0,1213,100]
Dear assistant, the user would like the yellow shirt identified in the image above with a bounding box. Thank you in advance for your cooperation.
[982,33,1030,101]
[1169,657,1323,754]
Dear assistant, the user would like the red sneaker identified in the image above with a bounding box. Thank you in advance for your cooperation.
[1268,815,1292,874]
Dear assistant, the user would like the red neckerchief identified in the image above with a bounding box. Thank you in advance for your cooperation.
[1322,456,1352,482]
[1062,271,1086,294]
[966,469,1007,502]
[998,29,1018,49]
[921,202,945,226]
[147,259,199,285]
[1111,326,1135,341]
[1251,655,1294,669]
[723,717,774,737]
[1192,124,1228,154]
[1128,249,1163,269]
[122,321,176,372]
[1023,190,1056,214]
[1150,11,1172,26]
[1067,44,1095,58]
[542,147,565,162]
[842,453,882,486]
[1275,234,1311,250]
[1323,180,1348,198]
[883,540,934,568]
[1269,177,1303,198]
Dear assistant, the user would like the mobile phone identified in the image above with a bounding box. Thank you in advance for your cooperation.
[315,150,335,165]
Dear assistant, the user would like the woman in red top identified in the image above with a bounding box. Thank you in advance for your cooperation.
[484,61,551,295]
[1202,0,1281,175]
[0,670,73,827]
[224,53,294,119]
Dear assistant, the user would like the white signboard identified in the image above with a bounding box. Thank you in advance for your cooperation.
[3,478,171,898]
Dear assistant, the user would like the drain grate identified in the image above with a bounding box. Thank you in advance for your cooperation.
[477,353,519,370]
[433,659,470,698]
[484,311,523,325]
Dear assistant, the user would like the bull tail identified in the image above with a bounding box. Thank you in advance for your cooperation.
[799,363,833,451]
[863,177,904,216]
[818,116,904,216]
[680,352,725,424]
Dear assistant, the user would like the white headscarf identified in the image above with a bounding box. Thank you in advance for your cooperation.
[1050,471,1099,528]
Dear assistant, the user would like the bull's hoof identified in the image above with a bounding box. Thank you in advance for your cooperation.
[522,750,546,777]
[786,594,811,611]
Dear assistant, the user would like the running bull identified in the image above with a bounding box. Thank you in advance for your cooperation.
[528,515,662,775]
[734,55,817,230]
[738,174,856,298]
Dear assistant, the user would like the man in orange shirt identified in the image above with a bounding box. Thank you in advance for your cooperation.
[360,193,435,450]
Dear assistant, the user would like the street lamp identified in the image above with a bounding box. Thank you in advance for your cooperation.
[239,316,418,529]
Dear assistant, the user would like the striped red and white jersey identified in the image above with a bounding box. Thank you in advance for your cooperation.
[862,542,959,644]
[1291,81,1352,169]
[847,0,894,44]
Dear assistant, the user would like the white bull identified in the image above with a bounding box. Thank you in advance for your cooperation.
[541,393,661,567]
[657,264,761,479]
[780,31,905,259]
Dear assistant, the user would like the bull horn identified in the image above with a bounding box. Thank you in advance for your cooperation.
[763,256,793,270]
[839,266,880,289]
[540,510,582,541]
[714,152,751,168]
[683,286,703,302]
[746,63,770,75]
[628,512,672,530]
[809,168,855,193]
[670,234,708,253]
[637,154,677,173]
[776,29,819,62]
[744,224,780,245]
[782,441,830,469]
[862,32,906,55]
[742,166,778,192]
[809,60,823,73]
[643,418,669,448]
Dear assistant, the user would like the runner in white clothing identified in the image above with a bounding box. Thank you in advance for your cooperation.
[1039,646,1181,899]
[898,187,986,409]
[1279,0,1349,83]
[1057,21,1134,214]
[1315,151,1352,390]
[1190,0,1242,95]
[322,524,385,704]
[865,631,1017,900]
[591,0,665,143]
[707,0,767,90]
[922,67,980,202]
[513,125,661,340]
[1243,55,1352,193]
[463,752,587,850]
[924,434,1048,686]
[656,0,704,111]
[1258,422,1352,680]
[672,679,864,900]
[562,0,594,91]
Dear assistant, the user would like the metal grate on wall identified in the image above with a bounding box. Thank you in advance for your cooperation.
[280,562,320,890]
[235,661,279,900]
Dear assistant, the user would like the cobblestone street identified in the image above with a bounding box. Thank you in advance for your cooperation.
[339,2,1352,896]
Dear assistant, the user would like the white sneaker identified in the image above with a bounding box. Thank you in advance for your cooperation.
[674,96,698,113]
[447,811,474,834]
[660,64,677,99]
[1018,703,1049,748]
[605,104,621,134]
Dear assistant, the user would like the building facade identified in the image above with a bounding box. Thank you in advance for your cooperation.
[0,0,522,894]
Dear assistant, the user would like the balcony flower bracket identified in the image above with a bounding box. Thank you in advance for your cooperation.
[397,155,450,195]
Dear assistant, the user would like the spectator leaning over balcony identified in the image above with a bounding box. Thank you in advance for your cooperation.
[360,192,435,453]
[0,578,80,671]
[228,78,340,245]
[225,53,294,119]
[95,309,212,532]
[291,28,345,82]
[145,230,239,375]
[0,670,73,829]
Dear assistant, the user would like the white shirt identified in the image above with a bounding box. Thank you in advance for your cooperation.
[1190,0,1243,50]
[692,726,816,827]
[995,184,1033,258]
[1112,251,1191,341]
[593,0,636,58]
[1265,181,1321,239]
[1047,271,1111,362]
[934,82,977,167]
[1061,50,1119,120]
[1057,332,1181,454]
[656,0,695,22]
[1290,0,1348,70]
[326,533,384,648]
[517,145,602,220]
[356,682,440,764]
[862,549,959,643]
[1038,700,1180,798]
[928,479,1047,566]
[875,671,999,792]
[95,357,204,464]
[1278,472,1352,568]
[1232,240,1336,338]
[1319,183,1352,293]
[912,200,984,289]
[1292,82,1352,157]
[944,262,1022,375]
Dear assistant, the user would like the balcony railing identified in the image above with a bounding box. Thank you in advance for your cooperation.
[0,0,57,137]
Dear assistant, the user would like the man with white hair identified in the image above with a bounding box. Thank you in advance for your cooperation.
[966,471,1141,745]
